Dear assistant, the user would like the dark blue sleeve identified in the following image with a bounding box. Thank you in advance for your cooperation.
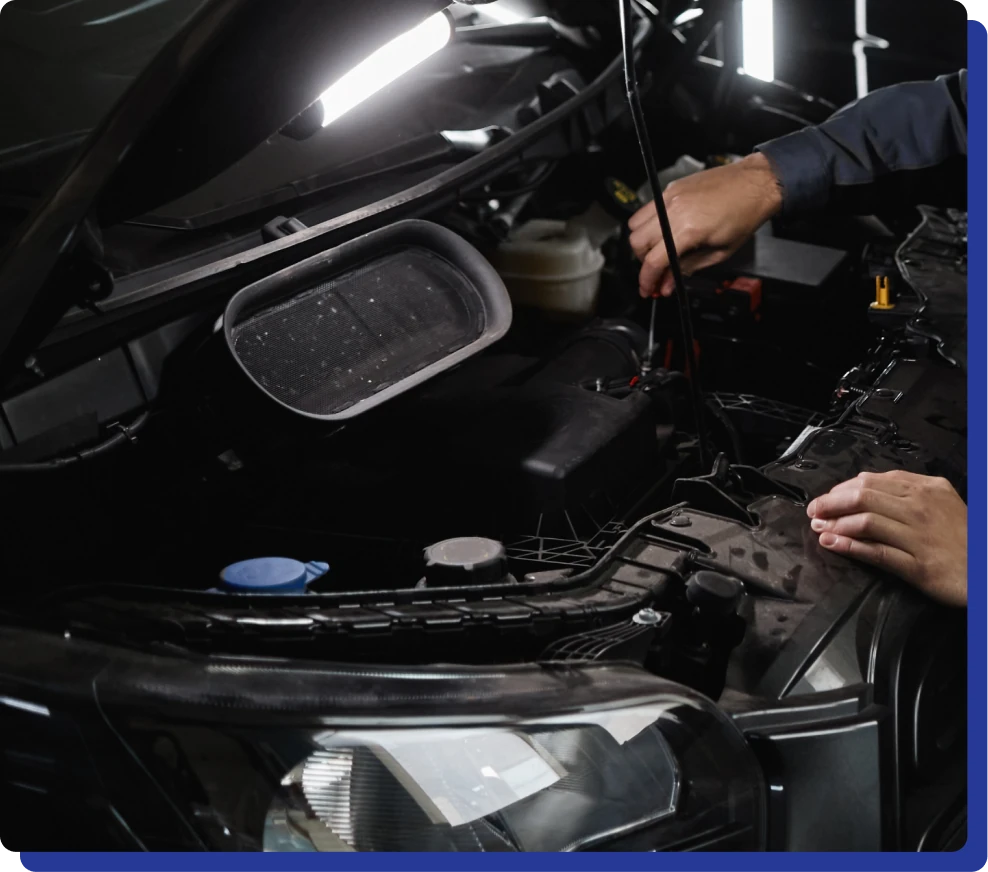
[755,70,967,218]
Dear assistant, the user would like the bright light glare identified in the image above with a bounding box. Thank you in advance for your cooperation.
[319,12,452,127]
[442,128,495,151]
[481,2,526,24]
[0,695,50,717]
[741,0,775,83]
[673,7,704,25]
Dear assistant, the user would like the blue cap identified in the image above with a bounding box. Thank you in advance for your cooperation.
[219,558,329,594]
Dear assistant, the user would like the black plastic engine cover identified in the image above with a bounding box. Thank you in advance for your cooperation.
[436,382,661,513]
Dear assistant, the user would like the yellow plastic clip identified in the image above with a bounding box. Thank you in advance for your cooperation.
[871,276,894,311]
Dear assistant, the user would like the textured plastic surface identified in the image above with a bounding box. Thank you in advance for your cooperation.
[232,250,482,416]
[220,558,329,593]
[225,221,512,420]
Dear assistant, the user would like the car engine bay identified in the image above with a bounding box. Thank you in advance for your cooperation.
[0,0,969,853]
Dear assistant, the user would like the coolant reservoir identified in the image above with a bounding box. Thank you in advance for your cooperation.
[488,220,605,319]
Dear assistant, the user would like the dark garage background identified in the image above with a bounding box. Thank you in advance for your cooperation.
[773,0,968,105]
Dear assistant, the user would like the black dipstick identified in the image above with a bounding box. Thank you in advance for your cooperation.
[619,0,710,470]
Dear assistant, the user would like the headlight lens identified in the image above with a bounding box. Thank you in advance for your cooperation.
[263,713,681,851]
[95,659,764,852]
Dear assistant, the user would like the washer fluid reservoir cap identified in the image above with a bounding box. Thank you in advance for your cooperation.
[219,558,329,593]
[424,537,508,588]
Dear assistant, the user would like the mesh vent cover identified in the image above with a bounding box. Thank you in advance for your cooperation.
[230,247,485,416]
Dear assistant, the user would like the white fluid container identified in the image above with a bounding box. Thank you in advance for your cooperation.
[489,220,606,318]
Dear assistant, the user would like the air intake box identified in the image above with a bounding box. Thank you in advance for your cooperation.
[224,220,512,422]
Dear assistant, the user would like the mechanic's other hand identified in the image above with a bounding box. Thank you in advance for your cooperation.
[628,153,783,298]
[807,471,967,608]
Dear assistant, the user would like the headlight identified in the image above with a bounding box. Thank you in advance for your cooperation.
[93,657,763,851]
[264,715,680,852]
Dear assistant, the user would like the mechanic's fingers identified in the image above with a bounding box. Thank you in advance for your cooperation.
[828,472,914,499]
[639,243,672,298]
[651,250,725,298]
[629,221,663,262]
[806,488,912,524]
[818,533,919,580]
[638,226,705,297]
[629,201,657,232]
[810,513,914,552]
[853,469,931,486]
[657,271,676,298]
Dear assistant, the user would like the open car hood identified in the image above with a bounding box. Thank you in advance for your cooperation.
[0,0,449,377]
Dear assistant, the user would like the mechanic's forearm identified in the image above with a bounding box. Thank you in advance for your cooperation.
[754,71,968,218]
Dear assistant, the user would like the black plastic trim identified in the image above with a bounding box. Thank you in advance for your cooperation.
[34,18,652,375]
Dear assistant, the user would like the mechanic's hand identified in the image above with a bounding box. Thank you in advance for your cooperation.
[628,152,783,298]
[807,471,967,607]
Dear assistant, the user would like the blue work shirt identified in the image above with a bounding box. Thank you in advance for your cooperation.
[756,71,967,217]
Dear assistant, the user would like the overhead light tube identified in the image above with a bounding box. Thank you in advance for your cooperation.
[674,7,704,26]
[319,11,453,128]
[741,0,775,83]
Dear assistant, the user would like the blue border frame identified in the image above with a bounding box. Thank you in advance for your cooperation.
[963,16,988,872]
[15,17,988,872]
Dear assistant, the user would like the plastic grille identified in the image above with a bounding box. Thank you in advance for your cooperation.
[231,248,484,416]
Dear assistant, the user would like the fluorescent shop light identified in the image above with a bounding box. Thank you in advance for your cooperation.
[319,11,452,128]
[673,7,704,25]
[741,0,775,83]
[853,0,889,98]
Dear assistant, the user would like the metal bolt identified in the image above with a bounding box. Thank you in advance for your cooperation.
[669,515,692,527]
[794,460,818,471]
[633,608,662,626]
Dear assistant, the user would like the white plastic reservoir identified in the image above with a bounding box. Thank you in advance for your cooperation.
[488,220,606,318]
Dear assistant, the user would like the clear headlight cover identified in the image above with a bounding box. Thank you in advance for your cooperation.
[264,713,681,852]
[95,659,764,852]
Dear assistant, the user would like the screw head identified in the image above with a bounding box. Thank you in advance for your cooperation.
[669,514,692,527]
[633,608,662,626]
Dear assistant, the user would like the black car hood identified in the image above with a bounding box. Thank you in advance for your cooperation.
[0,0,448,377]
